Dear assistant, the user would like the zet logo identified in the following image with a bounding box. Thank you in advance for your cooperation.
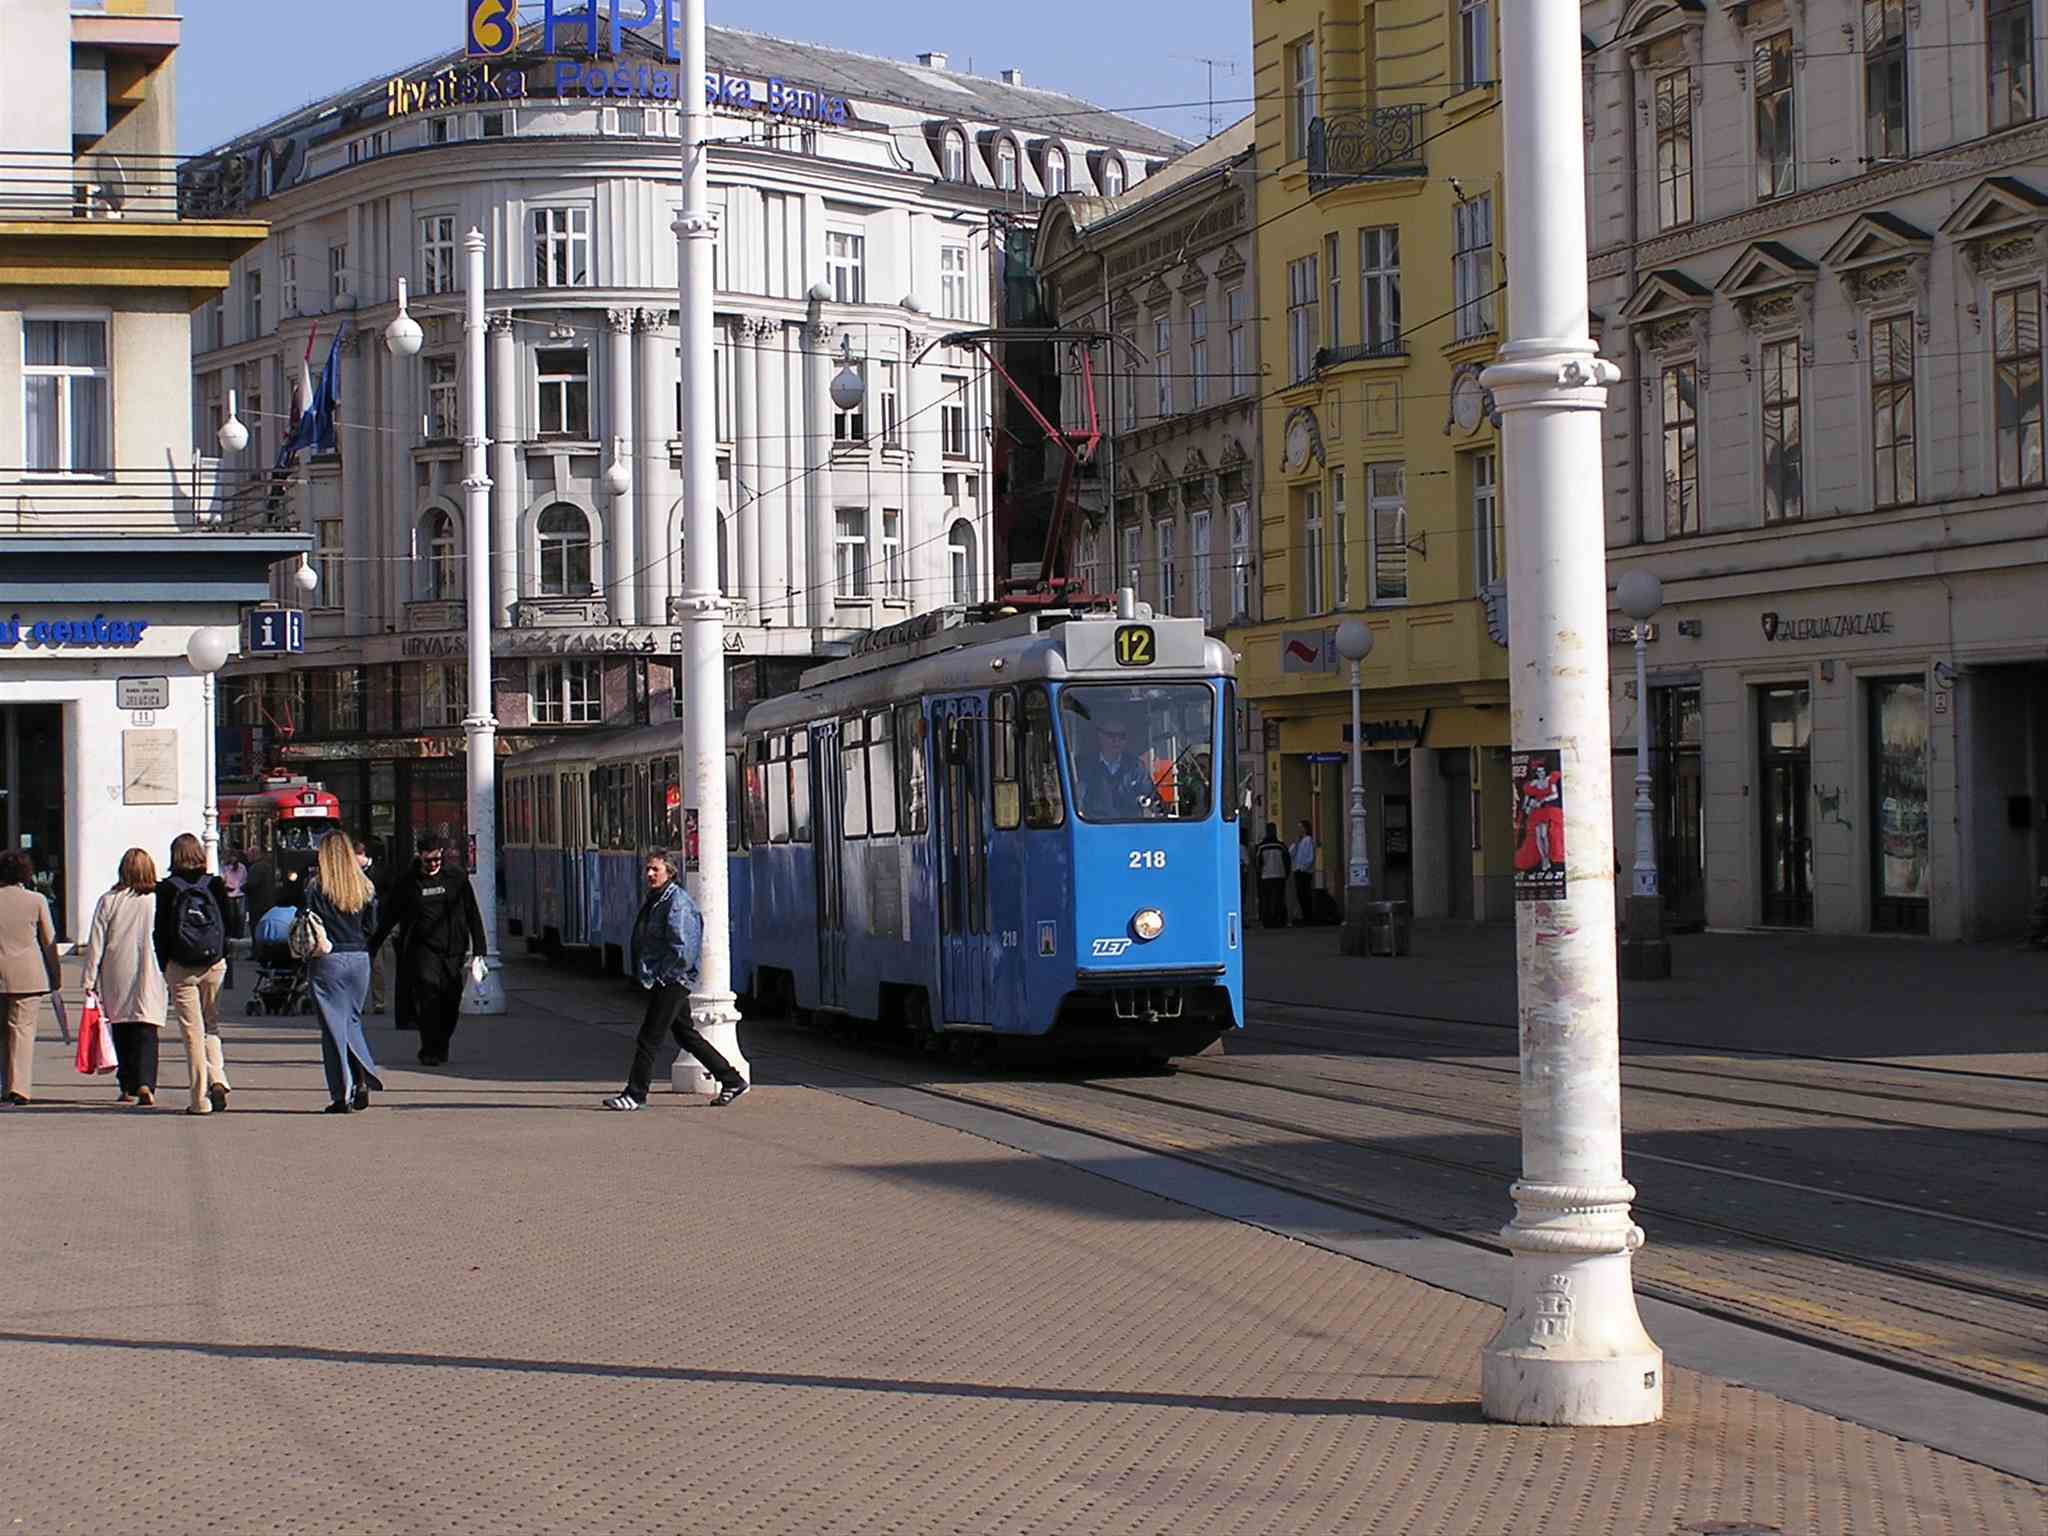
[1090,938,1132,958]
[468,0,518,58]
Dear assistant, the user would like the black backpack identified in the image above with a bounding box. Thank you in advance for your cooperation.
[167,877,226,967]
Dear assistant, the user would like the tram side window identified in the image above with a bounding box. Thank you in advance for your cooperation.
[768,735,790,843]
[842,715,868,839]
[1221,681,1241,822]
[745,738,771,846]
[868,710,897,836]
[647,755,678,848]
[536,776,556,846]
[726,752,744,851]
[1021,686,1066,829]
[790,730,813,843]
[991,688,1020,831]
[895,701,928,834]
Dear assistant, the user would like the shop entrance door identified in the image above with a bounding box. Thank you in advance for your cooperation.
[1652,686,1706,930]
[0,706,67,938]
[1758,686,1813,927]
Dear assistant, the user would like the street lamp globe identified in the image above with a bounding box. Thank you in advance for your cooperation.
[185,625,231,675]
[217,389,249,455]
[830,362,866,413]
[293,556,320,595]
[1334,617,1374,664]
[602,453,632,498]
[1617,569,1663,623]
[384,277,424,358]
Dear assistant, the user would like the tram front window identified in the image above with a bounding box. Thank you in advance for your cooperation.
[273,820,338,852]
[1059,685,1215,823]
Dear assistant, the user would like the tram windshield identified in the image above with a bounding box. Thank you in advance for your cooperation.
[272,819,338,852]
[1058,684,1215,824]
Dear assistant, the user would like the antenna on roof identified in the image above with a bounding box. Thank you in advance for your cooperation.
[1175,55,1238,140]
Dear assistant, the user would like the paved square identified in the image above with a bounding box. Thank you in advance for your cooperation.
[1,989,2040,1534]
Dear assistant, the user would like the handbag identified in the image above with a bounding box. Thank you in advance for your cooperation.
[73,992,115,1075]
[289,909,332,960]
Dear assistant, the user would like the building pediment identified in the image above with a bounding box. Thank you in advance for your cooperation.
[1214,244,1247,280]
[1939,176,2048,282]
[1177,261,1210,299]
[1619,268,1713,354]
[1821,212,1932,308]
[1147,456,1173,487]
[1218,436,1247,468]
[1181,446,1209,478]
[1618,0,1705,52]
[1716,240,1817,330]
[1142,277,1173,310]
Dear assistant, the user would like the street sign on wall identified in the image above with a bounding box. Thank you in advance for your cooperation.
[245,609,305,655]
[115,676,169,710]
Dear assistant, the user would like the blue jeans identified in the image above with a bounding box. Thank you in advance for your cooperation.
[310,951,380,1105]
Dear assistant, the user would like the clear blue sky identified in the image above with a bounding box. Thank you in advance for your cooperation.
[177,1,1252,155]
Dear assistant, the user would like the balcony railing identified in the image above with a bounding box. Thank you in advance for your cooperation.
[1307,107,1427,192]
[0,464,293,535]
[0,153,186,222]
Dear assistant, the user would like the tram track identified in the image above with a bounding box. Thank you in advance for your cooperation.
[1241,997,2048,1136]
[753,1022,2048,1411]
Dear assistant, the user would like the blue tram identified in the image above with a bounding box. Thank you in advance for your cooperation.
[741,604,1243,1057]
[501,720,752,995]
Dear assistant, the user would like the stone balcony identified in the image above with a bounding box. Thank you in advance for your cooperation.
[513,596,611,628]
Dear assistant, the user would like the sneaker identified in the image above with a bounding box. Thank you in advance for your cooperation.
[710,1081,750,1108]
[602,1093,643,1111]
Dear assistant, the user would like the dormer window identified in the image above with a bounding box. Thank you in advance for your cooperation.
[1045,146,1067,195]
[943,129,966,182]
[1102,155,1124,196]
[996,138,1018,190]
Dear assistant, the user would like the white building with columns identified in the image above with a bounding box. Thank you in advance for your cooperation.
[183,20,1183,853]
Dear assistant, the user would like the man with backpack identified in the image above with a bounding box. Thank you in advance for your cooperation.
[152,832,244,1116]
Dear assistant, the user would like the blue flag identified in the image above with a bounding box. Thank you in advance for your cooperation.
[277,326,346,467]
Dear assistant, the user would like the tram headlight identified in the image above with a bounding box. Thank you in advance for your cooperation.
[1131,908,1165,942]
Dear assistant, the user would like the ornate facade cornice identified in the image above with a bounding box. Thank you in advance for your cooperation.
[1587,119,2048,282]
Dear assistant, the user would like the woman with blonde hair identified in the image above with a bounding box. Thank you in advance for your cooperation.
[84,848,168,1105]
[153,832,242,1115]
[304,830,384,1114]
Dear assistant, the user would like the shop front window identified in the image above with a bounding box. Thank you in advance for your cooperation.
[1869,678,1930,933]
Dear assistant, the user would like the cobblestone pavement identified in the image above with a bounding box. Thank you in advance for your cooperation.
[0,966,2042,1535]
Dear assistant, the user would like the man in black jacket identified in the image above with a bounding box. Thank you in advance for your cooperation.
[368,835,487,1066]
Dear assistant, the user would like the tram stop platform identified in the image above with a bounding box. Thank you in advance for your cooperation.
[0,953,2041,1535]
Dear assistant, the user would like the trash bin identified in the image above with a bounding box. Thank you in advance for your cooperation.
[1364,900,1412,958]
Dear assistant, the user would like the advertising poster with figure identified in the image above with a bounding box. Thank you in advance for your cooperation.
[1511,750,1567,901]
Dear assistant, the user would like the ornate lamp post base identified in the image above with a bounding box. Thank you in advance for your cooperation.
[1619,895,1672,979]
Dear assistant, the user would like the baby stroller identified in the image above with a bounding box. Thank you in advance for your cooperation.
[245,905,312,1017]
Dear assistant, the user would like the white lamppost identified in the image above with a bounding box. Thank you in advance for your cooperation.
[185,626,232,873]
[1477,0,1663,1424]
[1616,569,1670,979]
[217,391,249,456]
[387,243,502,1014]
[1333,617,1375,954]
[673,0,744,1091]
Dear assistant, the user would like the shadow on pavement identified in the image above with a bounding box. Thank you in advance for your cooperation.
[0,1329,1466,1419]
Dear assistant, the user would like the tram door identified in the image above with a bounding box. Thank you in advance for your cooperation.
[812,721,849,1012]
[562,770,591,946]
[936,698,989,1026]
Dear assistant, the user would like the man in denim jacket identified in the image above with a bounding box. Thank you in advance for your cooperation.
[604,851,748,1109]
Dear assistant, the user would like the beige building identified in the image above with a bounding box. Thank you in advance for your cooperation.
[1034,120,1264,812]
[0,0,289,937]
[1588,0,2046,939]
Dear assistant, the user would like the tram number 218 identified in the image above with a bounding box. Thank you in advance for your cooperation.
[1113,623,1155,666]
[1128,850,1167,869]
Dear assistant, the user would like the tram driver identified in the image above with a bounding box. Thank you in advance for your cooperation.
[1077,717,1154,821]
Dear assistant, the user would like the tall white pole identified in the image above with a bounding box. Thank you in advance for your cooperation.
[462,229,505,1015]
[1478,0,1661,1424]
[675,0,745,1091]
[1347,662,1367,893]
[1632,628,1657,899]
[202,669,218,874]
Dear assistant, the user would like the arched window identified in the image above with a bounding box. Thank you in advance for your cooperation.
[1101,155,1125,197]
[1044,146,1067,196]
[948,518,978,606]
[943,130,966,182]
[996,139,1019,191]
[537,503,593,596]
[418,507,460,599]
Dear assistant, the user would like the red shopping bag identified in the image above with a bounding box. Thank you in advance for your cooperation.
[73,995,115,1076]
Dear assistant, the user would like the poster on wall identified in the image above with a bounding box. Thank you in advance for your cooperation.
[1510,750,1567,902]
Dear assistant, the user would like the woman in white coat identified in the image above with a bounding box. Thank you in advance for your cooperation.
[83,848,169,1106]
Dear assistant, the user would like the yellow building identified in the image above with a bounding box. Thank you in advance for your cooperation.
[1243,0,1514,921]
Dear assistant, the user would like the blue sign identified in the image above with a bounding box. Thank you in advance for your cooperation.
[466,0,518,58]
[246,609,305,655]
[0,613,151,649]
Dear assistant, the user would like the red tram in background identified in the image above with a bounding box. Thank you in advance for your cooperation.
[218,772,344,899]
